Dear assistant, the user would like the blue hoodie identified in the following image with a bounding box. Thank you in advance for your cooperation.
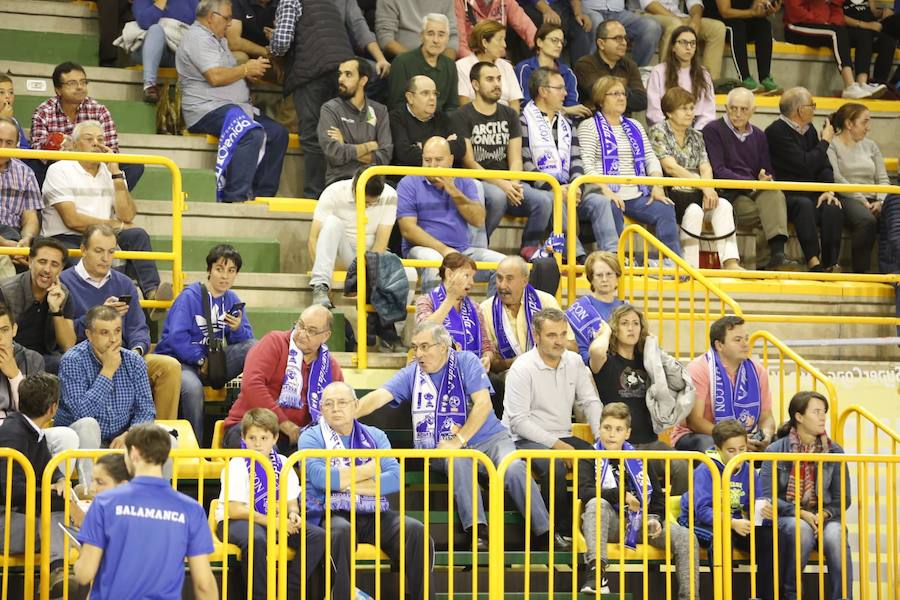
[154,282,254,365]
[680,447,763,529]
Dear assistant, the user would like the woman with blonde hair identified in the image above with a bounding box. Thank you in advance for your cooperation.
[565,251,623,364]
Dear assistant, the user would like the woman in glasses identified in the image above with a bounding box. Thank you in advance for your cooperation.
[646,25,716,130]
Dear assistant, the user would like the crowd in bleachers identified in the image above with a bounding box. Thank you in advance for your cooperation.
[0,0,898,597]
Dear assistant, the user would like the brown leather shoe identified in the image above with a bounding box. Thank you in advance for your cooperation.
[143,85,160,104]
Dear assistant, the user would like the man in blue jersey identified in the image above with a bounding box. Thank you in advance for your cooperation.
[73,423,218,599]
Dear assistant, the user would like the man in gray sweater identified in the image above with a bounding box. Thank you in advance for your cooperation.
[375,0,459,59]
[502,307,602,544]
[318,58,394,188]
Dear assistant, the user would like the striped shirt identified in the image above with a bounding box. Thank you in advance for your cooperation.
[576,115,662,200]
[30,96,120,152]
[520,108,584,191]
[0,158,42,229]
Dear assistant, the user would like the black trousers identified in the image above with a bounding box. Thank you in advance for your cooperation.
[785,23,853,72]
[96,0,132,66]
[518,0,594,66]
[846,25,898,82]
[330,510,435,600]
[784,192,843,266]
[291,72,338,199]
[724,17,773,80]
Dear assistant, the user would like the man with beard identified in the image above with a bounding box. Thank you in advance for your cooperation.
[318,58,393,189]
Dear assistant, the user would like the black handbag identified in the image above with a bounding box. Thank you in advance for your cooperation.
[200,285,229,389]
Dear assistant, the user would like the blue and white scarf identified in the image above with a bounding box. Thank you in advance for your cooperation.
[277,334,332,421]
[707,349,761,434]
[320,419,390,514]
[566,296,620,362]
[492,284,542,359]
[594,112,649,195]
[522,100,572,184]
[241,440,282,516]
[215,107,264,201]
[429,285,482,355]
[595,439,653,550]
[410,349,468,449]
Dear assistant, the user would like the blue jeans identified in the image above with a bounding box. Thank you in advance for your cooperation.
[188,104,288,202]
[438,430,550,535]
[132,23,176,88]
[609,192,683,256]
[777,517,853,600]
[179,338,256,444]
[521,185,620,256]
[581,8,662,66]
[483,182,553,248]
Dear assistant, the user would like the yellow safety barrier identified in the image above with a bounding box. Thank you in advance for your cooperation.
[721,452,900,600]
[750,331,839,433]
[353,166,566,368]
[0,448,37,600]
[0,148,185,308]
[39,448,276,600]
[278,448,500,600]
[493,449,722,600]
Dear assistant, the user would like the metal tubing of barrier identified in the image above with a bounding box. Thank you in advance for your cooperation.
[279,448,500,600]
[0,147,185,306]
[721,452,900,600]
[354,165,564,369]
[494,449,722,600]
[749,331,839,433]
[0,448,36,600]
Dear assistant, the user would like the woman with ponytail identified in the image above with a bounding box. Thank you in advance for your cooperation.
[760,391,854,600]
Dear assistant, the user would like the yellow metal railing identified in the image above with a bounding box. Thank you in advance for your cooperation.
[278,448,500,600]
[353,166,565,368]
[750,330,839,433]
[0,448,36,600]
[0,148,185,308]
[493,449,722,600]
[721,452,900,600]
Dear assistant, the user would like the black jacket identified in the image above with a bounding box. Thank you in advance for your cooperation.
[579,456,666,517]
[0,343,45,419]
[389,105,466,167]
[764,118,835,184]
[0,412,64,515]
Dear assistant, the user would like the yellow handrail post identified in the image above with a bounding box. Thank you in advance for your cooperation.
[0,449,35,600]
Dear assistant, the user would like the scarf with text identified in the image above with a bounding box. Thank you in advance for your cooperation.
[522,101,571,183]
[241,440,283,516]
[410,349,468,449]
[429,285,482,355]
[277,334,332,420]
[492,284,542,359]
[594,112,648,194]
[320,418,390,513]
[707,349,761,434]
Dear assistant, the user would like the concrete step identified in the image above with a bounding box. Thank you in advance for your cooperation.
[0,29,97,66]
[133,166,217,203]
[150,235,280,273]
[14,93,157,136]
[0,0,97,34]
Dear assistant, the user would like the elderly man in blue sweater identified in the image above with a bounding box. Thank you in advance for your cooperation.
[58,224,181,424]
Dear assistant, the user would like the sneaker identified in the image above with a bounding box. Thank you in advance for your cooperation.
[354,588,374,600]
[311,284,333,309]
[741,76,761,92]
[581,562,610,594]
[554,533,572,550]
[842,83,872,99]
[864,82,887,99]
[760,75,782,94]
[142,85,160,104]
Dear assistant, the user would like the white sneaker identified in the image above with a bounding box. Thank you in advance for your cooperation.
[842,83,872,99]
[864,82,887,98]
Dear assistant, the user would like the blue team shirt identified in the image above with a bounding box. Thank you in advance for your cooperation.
[78,476,214,600]
[396,175,478,257]
[383,350,506,445]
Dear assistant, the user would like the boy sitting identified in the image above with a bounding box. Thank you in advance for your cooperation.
[579,402,699,598]
[678,418,781,600]
[216,408,327,600]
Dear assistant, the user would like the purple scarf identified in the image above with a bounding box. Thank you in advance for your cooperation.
[241,441,283,516]
[321,419,391,513]
[707,349,761,434]
[429,285,482,355]
[411,349,468,449]
[492,284,542,359]
[594,112,649,194]
[277,338,332,421]
[595,439,653,550]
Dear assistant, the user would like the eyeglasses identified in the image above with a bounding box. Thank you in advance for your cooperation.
[212,10,233,22]
[296,322,327,337]
[410,341,439,354]
[544,36,565,46]
[605,91,626,97]
[60,79,89,89]
[321,399,354,411]
[542,84,567,91]
[675,39,697,47]
[801,103,817,110]
[600,35,627,43]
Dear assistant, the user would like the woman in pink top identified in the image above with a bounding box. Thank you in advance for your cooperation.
[646,25,716,130]
[455,0,538,57]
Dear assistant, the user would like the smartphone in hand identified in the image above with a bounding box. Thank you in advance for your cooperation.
[117,295,133,304]
[229,302,246,317]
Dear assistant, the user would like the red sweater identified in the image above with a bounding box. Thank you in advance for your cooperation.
[224,330,343,428]
[783,0,845,26]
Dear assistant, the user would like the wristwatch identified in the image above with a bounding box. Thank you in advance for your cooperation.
[111,172,126,180]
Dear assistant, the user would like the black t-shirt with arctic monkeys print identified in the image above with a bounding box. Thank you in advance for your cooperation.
[593,351,658,444]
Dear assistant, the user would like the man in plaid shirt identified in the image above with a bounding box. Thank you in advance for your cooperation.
[0,118,41,265]
[28,62,144,191]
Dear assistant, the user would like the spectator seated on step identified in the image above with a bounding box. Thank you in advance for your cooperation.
[377,0,459,61]
[357,321,552,551]
[28,62,144,191]
[308,171,398,310]
[573,21,648,115]
[638,0,726,80]
[300,382,434,600]
[456,21,524,111]
[40,122,171,307]
[154,244,256,444]
[454,0,536,59]
[671,315,776,453]
[578,0,662,68]
[565,251,623,365]
[701,88,791,270]
[176,0,288,203]
[514,23,592,118]
[0,117,41,270]
[0,76,31,149]
[645,26,716,131]
[386,13,459,114]
[58,225,182,431]
[0,238,76,374]
[220,305,343,453]
[396,136,505,293]
[318,58,393,190]
[389,76,464,169]
[129,0,198,104]
[224,0,277,65]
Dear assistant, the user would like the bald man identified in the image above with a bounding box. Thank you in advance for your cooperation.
[221,305,344,452]
[389,76,464,167]
[397,136,505,292]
